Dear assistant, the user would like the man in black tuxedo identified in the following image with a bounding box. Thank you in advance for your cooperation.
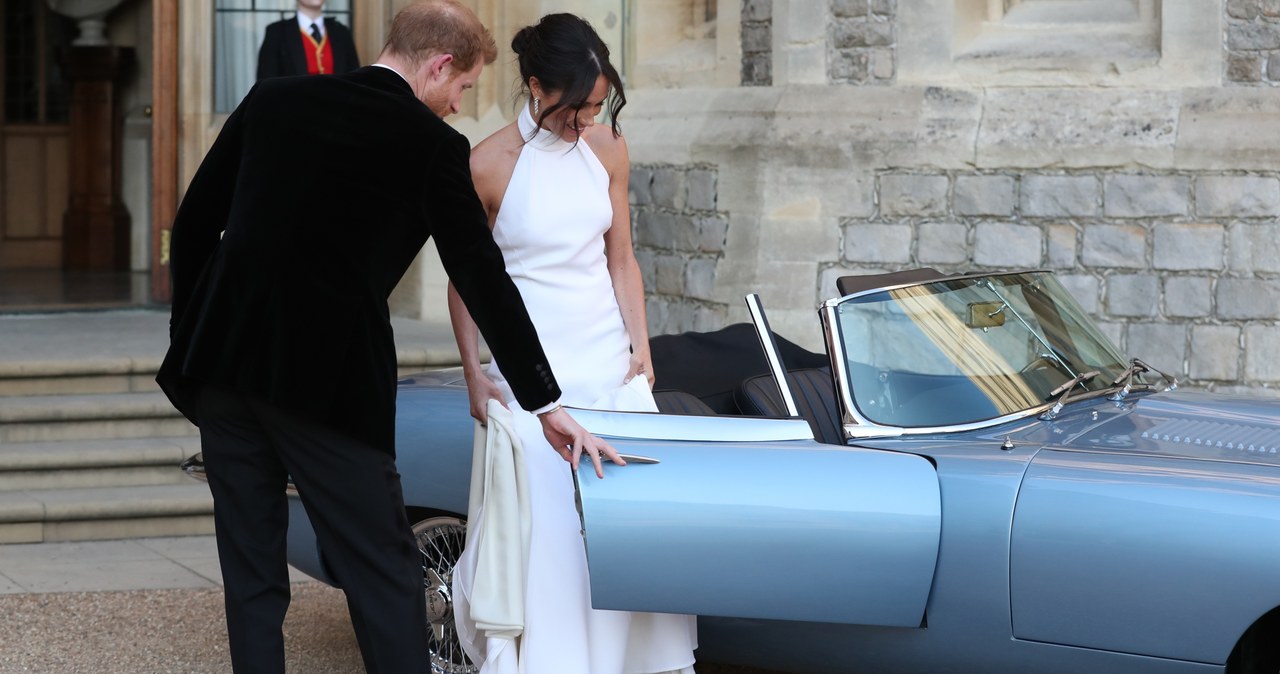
[158,2,616,672]
[257,0,360,80]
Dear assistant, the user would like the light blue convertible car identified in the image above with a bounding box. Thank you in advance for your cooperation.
[229,268,1280,673]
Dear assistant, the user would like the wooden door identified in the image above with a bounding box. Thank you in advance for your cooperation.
[0,0,72,270]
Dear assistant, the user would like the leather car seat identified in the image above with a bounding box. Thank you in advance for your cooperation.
[734,369,845,445]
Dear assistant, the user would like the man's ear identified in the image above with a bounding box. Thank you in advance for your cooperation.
[427,53,455,80]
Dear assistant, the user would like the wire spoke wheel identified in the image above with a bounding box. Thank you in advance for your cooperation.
[413,515,476,674]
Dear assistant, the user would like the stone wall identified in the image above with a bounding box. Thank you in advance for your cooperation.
[1226,0,1280,84]
[630,163,731,336]
[741,0,773,85]
[834,170,1280,394]
[829,0,896,84]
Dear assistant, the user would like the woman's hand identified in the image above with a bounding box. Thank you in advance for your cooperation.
[464,369,507,424]
[624,347,655,388]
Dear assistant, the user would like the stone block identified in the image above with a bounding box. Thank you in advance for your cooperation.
[687,169,717,211]
[743,0,772,22]
[672,215,705,253]
[655,255,686,296]
[1228,53,1265,83]
[1227,22,1280,50]
[684,257,718,300]
[1103,175,1190,218]
[917,223,968,264]
[1163,276,1212,318]
[698,216,729,253]
[743,54,772,86]
[1228,0,1261,20]
[974,222,1042,268]
[1195,175,1280,217]
[1047,224,1078,268]
[1081,224,1148,269]
[1217,278,1280,319]
[693,304,726,333]
[629,166,653,205]
[871,48,895,80]
[844,222,913,263]
[1152,223,1225,271]
[635,249,656,293]
[880,173,948,217]
[870,0,895,15]
[1020,175,1100,217]
[1128,323,1187,376]
[1057,274,1099,315]
[743,23,772,53]
[1096,321,1124,351]
[646,297,670,335]
[1190,325,1241,381]
[1229,223,1280,273]
[977,90,1178,169]
[831,50,870,83]
[832,0,869,17]
[1267,54,1280,82]
[1264,0,1280,17]
[650,168,687,210]
[832,19,894,49]
[1245,325,1280,381]
[1106,274,1160,318]
[635,210,675,250]
[954,175,1015,217]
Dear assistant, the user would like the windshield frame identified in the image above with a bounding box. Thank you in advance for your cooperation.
[819,270,1133,439]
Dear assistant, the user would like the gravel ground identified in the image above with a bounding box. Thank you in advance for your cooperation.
[0,582,782,674]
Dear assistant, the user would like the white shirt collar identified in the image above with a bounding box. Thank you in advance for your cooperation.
[296,12,325,36]
[371,63,412,88]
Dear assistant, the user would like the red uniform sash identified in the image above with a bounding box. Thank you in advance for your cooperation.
[300,28,335,75]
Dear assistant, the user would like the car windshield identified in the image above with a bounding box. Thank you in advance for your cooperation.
[833,271,1130,428]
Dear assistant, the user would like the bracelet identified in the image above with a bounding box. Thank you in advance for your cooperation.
[536,404,563,418]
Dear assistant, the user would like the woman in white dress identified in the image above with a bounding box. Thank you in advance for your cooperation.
[447,13,697,674]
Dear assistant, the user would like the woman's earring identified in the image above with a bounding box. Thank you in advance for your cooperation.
[533,97,540,116]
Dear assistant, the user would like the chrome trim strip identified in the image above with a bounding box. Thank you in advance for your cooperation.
[569,407,816,442]
[745,293,801,418]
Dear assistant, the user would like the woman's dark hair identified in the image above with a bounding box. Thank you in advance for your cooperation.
[512,13,626,138]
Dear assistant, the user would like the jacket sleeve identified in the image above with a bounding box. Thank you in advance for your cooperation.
[168,85,254,336]
[256,25,283,81]
[427,133,561,412]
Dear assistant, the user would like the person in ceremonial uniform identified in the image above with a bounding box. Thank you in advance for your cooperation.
[257,0,360,80]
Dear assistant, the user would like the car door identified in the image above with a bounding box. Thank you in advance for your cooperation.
[573,409,942,627]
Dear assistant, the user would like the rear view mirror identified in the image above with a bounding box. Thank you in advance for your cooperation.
[967,302,1006,329]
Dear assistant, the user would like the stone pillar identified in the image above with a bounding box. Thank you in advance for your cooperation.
[62,46,134,271]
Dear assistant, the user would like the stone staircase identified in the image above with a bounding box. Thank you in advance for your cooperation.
[0,356,211,544]
[0,310,465,545]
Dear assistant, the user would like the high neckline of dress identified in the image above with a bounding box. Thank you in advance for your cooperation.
[518,101,573,152]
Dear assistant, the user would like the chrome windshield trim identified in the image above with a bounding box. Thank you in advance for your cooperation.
[569,407,816,442]
[820,269,1053,310]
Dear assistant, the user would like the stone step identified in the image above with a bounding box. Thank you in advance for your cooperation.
[0,391,196,443]
[0,483,214,544]
[0,436,201,491]
[0,358,162,397]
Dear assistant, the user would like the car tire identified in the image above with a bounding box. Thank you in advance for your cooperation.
[412,514,478,674]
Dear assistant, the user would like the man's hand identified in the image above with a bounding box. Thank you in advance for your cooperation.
[537,407,625,478]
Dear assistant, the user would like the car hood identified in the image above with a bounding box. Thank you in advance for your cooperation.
[1058,390,1280,467]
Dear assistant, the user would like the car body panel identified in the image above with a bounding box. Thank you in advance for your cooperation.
[1012,449,1280,664]
[574,412,941,626]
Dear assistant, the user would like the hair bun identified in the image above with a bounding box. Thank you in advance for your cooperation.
[511,25,538,55]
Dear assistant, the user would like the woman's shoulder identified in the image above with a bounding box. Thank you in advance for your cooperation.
[582,126,628,173]
[469,123,523,176]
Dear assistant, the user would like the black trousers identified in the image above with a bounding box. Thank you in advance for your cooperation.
[196,387,428,674]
